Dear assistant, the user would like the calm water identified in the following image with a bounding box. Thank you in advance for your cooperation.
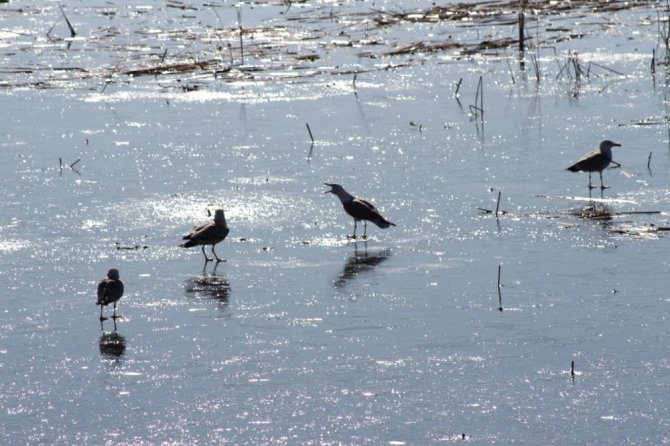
[1,1,670,444]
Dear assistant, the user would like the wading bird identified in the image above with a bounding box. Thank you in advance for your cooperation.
[180,209,230,262]
[566,140,621,189]
[324,183,396,238]
[97,268,124,321]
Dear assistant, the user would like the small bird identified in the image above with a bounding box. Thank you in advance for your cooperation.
[97,268,124,321]
[324,183,396,238]
[180,209,230,262]
[566,140,621,189]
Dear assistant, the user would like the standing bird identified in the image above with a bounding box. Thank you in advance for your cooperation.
[324,183,396,239]
[97,268,124,321]
[180,209,230,262]
[566,140,621,189]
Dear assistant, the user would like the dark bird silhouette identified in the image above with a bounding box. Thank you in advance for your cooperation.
[97,268,124,321]
[180,209,230,262]
[324,183,396,238]
[566,140,621,189]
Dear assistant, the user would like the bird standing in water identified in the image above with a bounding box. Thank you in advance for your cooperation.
[566,140,621,189]
[97,268,124,321]
[180,209,230,262]
[324,183,396,238]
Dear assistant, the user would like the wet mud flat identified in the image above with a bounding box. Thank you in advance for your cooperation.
[1,1,670,445]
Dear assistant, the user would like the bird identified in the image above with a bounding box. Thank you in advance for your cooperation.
[180,209,230,262]
[566,140,621,189]
[97,268,124,321]
[324,183,396,238]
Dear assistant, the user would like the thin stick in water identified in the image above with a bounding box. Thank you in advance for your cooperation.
[530,52,541,82]
[497,264,503,312]
[454,78,462,98]
[518,11,525,56]
[505,51,516,84]
[648,151,653,170]
[306,123,314,143]
[571,360,575,378]
[473,76,484,116]
[651,49,656,75]
[237,7,244,66]
[495,191,501,217]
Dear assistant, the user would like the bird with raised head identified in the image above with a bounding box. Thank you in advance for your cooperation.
[180,209,230,262]
[566,140,621,189]
[97,268,124,321]
[324,183,396,239]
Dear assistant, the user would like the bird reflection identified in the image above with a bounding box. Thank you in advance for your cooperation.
[99,318,126,358]
[184,270,230,305]
[334,242,391,287]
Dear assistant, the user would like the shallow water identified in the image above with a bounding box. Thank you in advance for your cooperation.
[2,1,670,444]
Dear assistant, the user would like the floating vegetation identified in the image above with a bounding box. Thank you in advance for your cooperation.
[0,0,657,90]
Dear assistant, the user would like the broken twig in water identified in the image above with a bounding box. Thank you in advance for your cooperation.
[306,123,314,143]
[58,3,77,38]
[647,151,653,170]
[59,157,81,174]
[469,76,484,117]
[477,190,508,215]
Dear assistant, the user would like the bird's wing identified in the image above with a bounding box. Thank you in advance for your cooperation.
[574,149,600,164]
[97,279,108,302]
[97,279,124,304]
[357,198,378,211]
[183,221,213,240]
[345,199,387,222]
[105,280,124,303]
[188,224,229,245]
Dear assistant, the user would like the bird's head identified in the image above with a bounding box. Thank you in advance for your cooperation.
[600,140,621,150]
[107,268,120,280]
[324,183,355,203]
[323,183,343,195]
[213,209,227,225]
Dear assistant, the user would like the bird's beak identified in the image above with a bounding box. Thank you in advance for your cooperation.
[324,183,334,193]
[614,142,622,147]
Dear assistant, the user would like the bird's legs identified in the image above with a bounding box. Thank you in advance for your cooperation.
[99,305,107,321]
[362,221,368,239]
[201,245,213,262]
[348,220,358,239]
[211,245,226,263]
[111,302,121,320]
[587,172,596,189]
[599,171,609,190]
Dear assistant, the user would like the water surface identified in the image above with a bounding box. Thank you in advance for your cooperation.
[1,1,670,444]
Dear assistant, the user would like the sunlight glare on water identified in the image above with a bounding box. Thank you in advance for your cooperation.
[1,1,670,445]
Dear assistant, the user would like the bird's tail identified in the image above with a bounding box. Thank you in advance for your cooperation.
[179,240,196,248]
[373,218,396,229]
[566,165,579,172]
